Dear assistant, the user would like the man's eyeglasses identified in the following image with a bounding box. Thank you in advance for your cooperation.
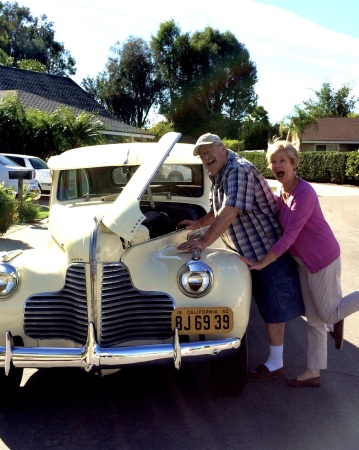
[198,150,214,161]
[198,144,222,161]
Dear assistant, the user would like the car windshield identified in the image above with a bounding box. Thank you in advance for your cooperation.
[29,157,49,170]
[0,155,21,167]
[57,163,203,201]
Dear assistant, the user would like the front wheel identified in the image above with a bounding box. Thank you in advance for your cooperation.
[209,332,248,395]
[0,366,23,396]
[167,171,184,182]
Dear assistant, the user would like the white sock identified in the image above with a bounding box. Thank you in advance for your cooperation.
[265,345,283,371]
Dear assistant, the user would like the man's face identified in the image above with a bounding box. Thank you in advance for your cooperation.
[197,144,227,176]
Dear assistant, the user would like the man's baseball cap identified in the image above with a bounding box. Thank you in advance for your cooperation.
[193,133,223,156]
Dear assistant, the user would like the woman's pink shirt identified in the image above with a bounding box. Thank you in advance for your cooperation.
[271,178,340,273]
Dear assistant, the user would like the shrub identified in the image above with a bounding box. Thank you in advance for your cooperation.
[238,150,350,184]
[17,198,40,223]
[238,151,272,178]
[222,138,243,152]
[17,188,42,223]
[346,150,359,183]
[297,152,347,184]
[0,183,17,235]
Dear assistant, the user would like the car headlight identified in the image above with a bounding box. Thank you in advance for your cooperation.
[178,260,214,297]
[0,264,20,298]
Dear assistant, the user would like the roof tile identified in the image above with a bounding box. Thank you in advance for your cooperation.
[0,66,153,138]
[302,117,359,142]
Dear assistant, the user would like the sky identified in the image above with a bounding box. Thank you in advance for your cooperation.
[15,0,359,125]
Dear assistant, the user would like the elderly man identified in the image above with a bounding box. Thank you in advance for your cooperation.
[177,133,304,381]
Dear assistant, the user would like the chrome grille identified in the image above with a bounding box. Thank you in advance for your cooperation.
[101,263,174,346]
[24,263,174,346]
[24,264,88,343]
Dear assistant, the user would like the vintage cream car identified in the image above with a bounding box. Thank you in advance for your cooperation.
[0,132,251,393]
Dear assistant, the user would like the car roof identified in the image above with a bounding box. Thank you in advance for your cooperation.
[48,142,198,170]
[0,153,44,160]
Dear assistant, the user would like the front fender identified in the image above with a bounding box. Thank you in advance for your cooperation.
[121,242,252,338]
[0,248,69,339]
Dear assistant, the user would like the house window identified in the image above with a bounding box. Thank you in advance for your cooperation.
[315,144,338,151]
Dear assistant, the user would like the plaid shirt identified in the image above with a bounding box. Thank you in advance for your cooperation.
[209,150,282,261]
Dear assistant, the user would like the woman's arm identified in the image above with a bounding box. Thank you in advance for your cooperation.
[241,184,318,270]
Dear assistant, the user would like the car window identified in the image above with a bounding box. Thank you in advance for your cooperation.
[155,164,193,183]
[112,166,135,185]
[58,169,90,200]
[5,156,25,167]
[57,163,203,201]
[29,157,48,170]
[0,155,21,166]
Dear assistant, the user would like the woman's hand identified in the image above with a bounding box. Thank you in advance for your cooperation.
[239,251,277,271]
[239,255,267,271]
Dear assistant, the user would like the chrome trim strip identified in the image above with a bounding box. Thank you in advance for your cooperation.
[5,331,12,375]
[89,215,103,325]
[173,327,181,370]
[1,250,23,263]
[0,322,240,373]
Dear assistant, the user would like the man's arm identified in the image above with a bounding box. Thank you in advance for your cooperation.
[177,211,215,230]
[177,206,240,251]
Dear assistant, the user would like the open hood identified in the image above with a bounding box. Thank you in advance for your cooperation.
[102,132,182,241]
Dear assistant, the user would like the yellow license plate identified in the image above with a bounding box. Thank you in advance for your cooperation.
[171,307,233,335]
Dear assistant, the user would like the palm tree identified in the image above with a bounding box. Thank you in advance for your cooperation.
[50,107,106,151]
[280,106,317,150]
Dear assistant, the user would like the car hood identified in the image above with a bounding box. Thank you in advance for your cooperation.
[102,132,181,241]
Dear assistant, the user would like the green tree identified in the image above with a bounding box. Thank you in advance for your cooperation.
[239,106,278,150]
[82,38,161,128]
[0,93,105,157]
[0,92,26,151]
[280,82,359,149]
[0,1,76,75]
[303,82,359,118]
[148,120,174,141]
[0,47,12,65]
[150,20,186,116]
[17,59,47,72]
[151,20,258,137]
[25,108,58,158]
[279,105,317,149]
[46,107,106,151]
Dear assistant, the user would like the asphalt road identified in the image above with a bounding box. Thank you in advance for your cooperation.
[0,185,359,450]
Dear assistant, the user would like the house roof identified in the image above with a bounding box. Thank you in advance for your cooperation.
[0,65,154,139]
[301,117,359,143]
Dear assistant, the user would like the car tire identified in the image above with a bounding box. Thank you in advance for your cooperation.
[208,332,248,395]
[175,333,248,396]
[0,366,23,394]
[167,171,184,182]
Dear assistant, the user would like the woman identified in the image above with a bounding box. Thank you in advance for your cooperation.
[241,139,359,387]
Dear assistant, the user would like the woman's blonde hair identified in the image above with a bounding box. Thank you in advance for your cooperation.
[266,139,300,170]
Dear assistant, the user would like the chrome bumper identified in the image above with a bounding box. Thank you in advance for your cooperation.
[0,322,241,375]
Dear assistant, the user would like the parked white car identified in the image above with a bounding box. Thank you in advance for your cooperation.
[0,133,251,394]
[0,153,51,194]
[0,154,41,198]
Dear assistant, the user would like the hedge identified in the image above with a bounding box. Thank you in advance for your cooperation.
[238,150,359,185]
[346,151,359,182]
